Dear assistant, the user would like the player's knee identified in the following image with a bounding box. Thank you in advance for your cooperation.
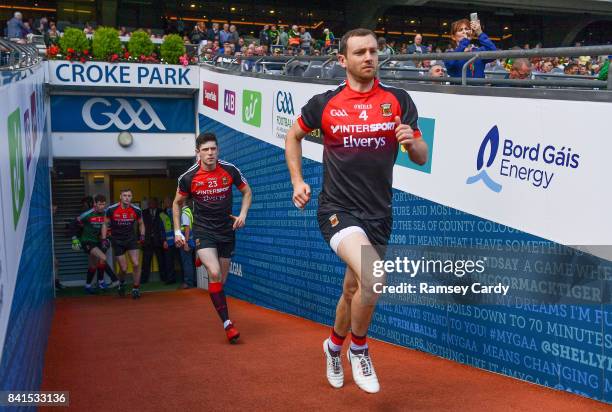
[342,283,358,301]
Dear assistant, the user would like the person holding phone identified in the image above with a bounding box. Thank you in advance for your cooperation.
[445,14,497,78]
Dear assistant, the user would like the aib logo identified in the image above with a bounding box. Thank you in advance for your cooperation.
[466,125,502,193]
[275,91,294,115]
[242,89,262,127]
[224,89,236,115]
[82,98,165,131]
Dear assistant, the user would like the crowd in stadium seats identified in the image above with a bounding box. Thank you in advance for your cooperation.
[4,9,610,80]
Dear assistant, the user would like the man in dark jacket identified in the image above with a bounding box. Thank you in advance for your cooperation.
[141,198,166,283]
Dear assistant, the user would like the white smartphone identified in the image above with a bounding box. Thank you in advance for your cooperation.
[470,12,479,22]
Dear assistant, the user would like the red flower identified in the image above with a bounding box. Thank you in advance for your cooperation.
[80,57,86,63]
[111,53,119,61]
[83,49,89,55]
[67,48,74,53]
[124,51,130,58]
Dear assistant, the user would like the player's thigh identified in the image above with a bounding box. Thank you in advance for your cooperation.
[90,247,106,261]
[336,231,372,285]
[197,248,221,275]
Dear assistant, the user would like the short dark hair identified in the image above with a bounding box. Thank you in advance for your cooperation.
[196,132,218,149]
[339,28,376,55]
[94,194,106,203]
[120,188,132,195]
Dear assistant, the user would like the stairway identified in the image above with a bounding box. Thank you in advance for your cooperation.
[52,177,88,283]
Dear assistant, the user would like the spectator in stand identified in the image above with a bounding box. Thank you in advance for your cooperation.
[597,56,609,81]
[35,17,48,35]
[208,22,220,42]
[119,26,128,36]
[540,60,554,73]
[236,37,246,53]
[242,47,256,71]
[7,11,26,40]
[300,26,312,54]
[191,21,207,45]
[22,21,32,37]
[445,17,496,78]
[408,34,426,54]
[83,22,94,35]
[201,48,214,62]
[508,58,532,80]
[322,28,334,53]
[259,24,270,47]
[279,26,289,48]
[211,40,220,54]
[377,37,393,56]
[183,35,191,44]
[219,23,231,44]
[46,22,61,45]
[288,25,300,48]
[269,25,280,46]
[564,63,579,75]
[229,24,239,46]
[429,64,446,77]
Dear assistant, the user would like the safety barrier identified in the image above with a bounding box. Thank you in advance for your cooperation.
[198,64,612,403]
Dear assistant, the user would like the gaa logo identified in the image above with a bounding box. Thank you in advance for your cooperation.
[330,109,348,117]
[82,98,166,131]
[275,91,294,115]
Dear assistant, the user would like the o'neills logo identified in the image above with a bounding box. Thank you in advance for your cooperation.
[203,82,219,110]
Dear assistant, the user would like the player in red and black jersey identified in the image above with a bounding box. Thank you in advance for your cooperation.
[173,133,252,344]
[69,194,119,294]
[101,189,146,299]
[285,28,428,393]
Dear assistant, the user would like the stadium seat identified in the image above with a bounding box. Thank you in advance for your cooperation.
[302,61,324,78]
[324,62,347,79]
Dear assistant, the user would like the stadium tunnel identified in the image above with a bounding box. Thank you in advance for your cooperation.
[48,61,199,282]
[1,41,612,410]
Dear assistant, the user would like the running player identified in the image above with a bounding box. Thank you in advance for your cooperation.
[173,133,252,343]
[285,28,428,393]
[70,194,119,294]
[101,189,146,299]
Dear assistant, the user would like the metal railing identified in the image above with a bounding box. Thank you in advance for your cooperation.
[0,39,42,70]
[204,45,612,90]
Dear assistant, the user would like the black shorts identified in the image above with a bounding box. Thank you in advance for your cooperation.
[111,238,139,256]
[82,241,100,255]
[194,230,235,259]
[317,210,392,258]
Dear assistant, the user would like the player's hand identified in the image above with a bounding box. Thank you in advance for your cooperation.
[230,214,246,230]
[394,116,416,147]
[100,238,110,252]
[71,237,81,251]
[174,230,186,248]
[183,243,191,252]
[138,234,145,246]
[292,181,311,209]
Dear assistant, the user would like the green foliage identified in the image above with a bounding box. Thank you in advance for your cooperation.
[92,27,122,60]
[128,30,154,57]
[59,28,89,54]
[160,34,186,64]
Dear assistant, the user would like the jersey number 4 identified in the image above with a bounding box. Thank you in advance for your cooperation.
[359,110,368,121]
